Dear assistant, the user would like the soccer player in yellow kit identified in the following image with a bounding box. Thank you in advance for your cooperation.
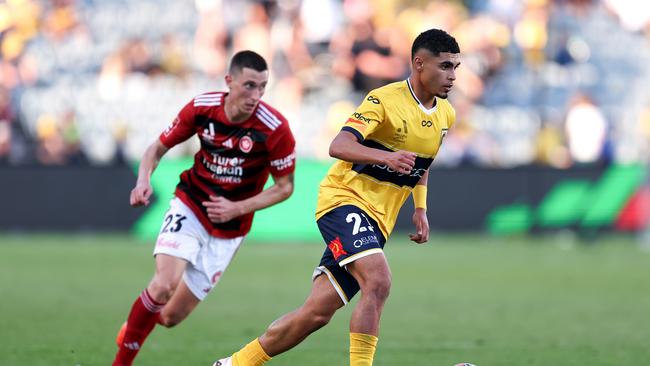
[213,28,460,366]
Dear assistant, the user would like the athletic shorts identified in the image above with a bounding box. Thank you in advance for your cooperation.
[313,205,386,304]
[153,197,244,301]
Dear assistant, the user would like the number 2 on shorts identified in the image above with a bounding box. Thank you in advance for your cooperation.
[345,212,375,235]
[161,214,187,233]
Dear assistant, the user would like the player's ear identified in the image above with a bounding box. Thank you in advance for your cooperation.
[225,74,233,87]
[413,57,423,72]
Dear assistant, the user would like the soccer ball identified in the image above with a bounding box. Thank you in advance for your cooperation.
[454,364,477,366]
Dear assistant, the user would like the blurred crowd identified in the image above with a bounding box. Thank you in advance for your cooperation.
[1,0,650,167]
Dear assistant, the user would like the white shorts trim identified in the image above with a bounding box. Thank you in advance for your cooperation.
[312,266,349,305]
[339,248,384,266]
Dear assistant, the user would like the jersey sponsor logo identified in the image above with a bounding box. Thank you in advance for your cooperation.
[270,152,295,170]
[372,164,428,179]
[346,112,375,132]
[353,234,379,248]
[351,112,373,124]
[352,140,431,186]
[353,160,431,188]
[239,135,253,153]
[164,117,180,136]
[366,95,381,104]
[155,238,181,249]
[421,120,433,127]
[203,153,246,183]
[328,236,348,260]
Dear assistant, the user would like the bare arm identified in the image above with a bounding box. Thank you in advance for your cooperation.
[202,173,294,224]
[329,130,417,174]
[130,140,169,207]
[409,170,430,244]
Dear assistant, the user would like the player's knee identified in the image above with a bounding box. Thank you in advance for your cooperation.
[148,281,176,302]
[299,305,335,331]
[158,312,183,328]
[312,311,335,329]
[363,277,391,302]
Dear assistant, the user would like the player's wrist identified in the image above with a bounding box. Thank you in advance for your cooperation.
[135,176,151,185]
[378,150,393,166]
[412,185,427,210]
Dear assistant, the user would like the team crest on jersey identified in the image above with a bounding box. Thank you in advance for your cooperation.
[239,135,253,153]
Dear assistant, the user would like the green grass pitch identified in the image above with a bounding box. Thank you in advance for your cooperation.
[0,233,649,366]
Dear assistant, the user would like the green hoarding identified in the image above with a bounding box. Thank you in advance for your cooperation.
[131,159,331,242]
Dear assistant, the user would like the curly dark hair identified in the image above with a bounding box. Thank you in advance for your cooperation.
[411,29,460,59]
[229,50,268,74]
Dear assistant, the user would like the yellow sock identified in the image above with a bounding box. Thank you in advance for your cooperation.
[231,338,271,366]
[350,332,378,366]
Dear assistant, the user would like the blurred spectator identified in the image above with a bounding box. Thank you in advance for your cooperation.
[34,110,86,165]
[0,0,649,169]
[0,86,13,163]
[535,122,571,168]
[564,93,607,165]
[346,19,408,91]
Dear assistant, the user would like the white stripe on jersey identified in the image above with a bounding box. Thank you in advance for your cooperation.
[193,93,223,107]
[194,102,222,107]
[194,97,221,102]
[256,112,279,130]
[194,100,221,107]
[258,105,281,127]
[256,108,280,130]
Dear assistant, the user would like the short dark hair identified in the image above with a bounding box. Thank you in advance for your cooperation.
[229,50,268,74]
[411,29,460,59]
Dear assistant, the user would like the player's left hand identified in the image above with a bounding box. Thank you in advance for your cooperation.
[202,195,244,223]
[409,208,429,244]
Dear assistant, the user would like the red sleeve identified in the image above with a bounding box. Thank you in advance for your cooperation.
[159,100,196,148]
[267,121,296,177]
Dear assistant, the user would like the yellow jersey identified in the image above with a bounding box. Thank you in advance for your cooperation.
[315,79,456,238]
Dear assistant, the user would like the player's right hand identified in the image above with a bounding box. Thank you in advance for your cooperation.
[385,150,417,175]
[130,183,153,207]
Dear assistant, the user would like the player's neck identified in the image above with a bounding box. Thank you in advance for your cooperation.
[223,96,253,124]
[408,76,437,109]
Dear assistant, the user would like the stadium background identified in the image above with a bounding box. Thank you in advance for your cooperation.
[1,0,649,365]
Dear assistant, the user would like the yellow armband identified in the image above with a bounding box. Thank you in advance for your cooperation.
[412,185,427,210]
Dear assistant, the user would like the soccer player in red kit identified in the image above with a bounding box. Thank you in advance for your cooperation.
[112,50,296,366]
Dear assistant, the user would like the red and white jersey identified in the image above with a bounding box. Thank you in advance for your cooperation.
[159,92,296,238]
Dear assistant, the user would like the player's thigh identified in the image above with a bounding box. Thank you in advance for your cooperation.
[317,205,386,267]
[151,198,207,290]
[182,234,244,301]
[151,254,188,289]
[346,252,391,290]
[314,205,387,303]
[303,274,345,316]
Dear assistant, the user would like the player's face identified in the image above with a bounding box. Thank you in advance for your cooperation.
[415,51,460,99]
[225,67,269,115]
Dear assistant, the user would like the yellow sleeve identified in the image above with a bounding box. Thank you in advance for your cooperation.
[341,92,385,141]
